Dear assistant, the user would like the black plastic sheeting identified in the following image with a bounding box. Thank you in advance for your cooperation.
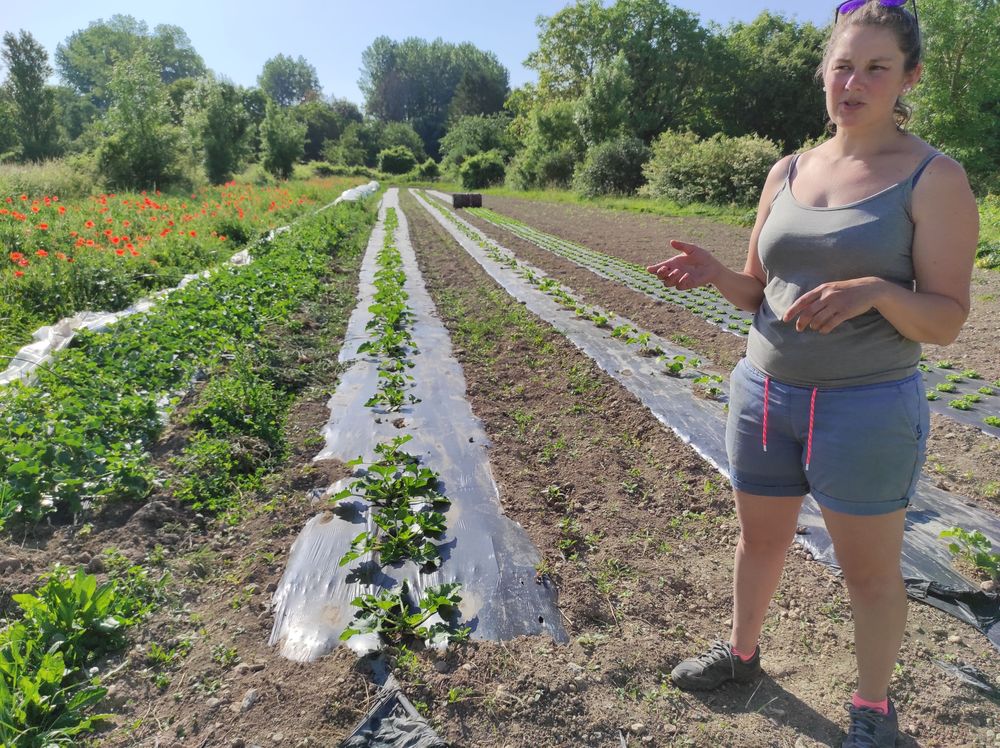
[465,203,1000,439]
[341,680,447,748]
[415,189,1000,651]
[270,189,566,663]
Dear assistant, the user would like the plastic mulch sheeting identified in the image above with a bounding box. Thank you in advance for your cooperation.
[415,189,1000,651]
[269,189,567,663]
[340,678,447,748]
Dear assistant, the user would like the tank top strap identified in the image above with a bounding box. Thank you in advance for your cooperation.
[901,151,941,213]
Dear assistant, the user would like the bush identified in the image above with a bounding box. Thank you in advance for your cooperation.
[507,146,577,190]
[309,161,378,179]
[642,131,781,206]
[459,150,505,189]
[412,158,440,180]
[573,136,650,197]
[261,102,306,179]
[378,146,418,175]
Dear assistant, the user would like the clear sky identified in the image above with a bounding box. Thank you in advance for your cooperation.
[1,1,832,107]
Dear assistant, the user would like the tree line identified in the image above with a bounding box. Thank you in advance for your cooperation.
[2,1,997,197]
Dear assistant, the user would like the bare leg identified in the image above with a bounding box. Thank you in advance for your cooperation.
[820,506,907,702]
[730,491,805,653]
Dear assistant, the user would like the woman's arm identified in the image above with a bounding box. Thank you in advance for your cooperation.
[783,156,978,345]
[647,155,792,312]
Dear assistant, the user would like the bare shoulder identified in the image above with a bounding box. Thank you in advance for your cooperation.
[759,154,795,203]
[912,153,977,221]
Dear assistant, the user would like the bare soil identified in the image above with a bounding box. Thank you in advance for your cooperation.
[1,192,997,748]
[470,195,1000,511]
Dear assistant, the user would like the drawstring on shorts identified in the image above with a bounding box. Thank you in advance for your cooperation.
[761,374,818,471]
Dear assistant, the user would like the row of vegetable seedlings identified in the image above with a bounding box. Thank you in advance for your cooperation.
[459,201,1000,438]
[412,188,1000,601]
[269,189,565,663]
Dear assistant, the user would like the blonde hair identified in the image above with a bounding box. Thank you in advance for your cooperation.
[819,0,922,130]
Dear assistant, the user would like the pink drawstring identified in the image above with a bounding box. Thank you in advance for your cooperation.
[805,387,817,471]
[762,376,770,452]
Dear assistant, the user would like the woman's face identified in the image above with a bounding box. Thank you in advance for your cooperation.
[823,24,921,131]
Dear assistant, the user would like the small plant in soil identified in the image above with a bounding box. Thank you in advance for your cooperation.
[937,360,955,369]
[926,391,940,401]
[940,526,1000,580]
[949,398,973,410]
[962,369,982,379]
[662,354,700,377]
[984,416,1000,428]
[340,580,470,647]
[979,386,996,396]
[936,382,958,393]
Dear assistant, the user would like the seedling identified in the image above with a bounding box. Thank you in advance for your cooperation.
[940,526,999,580]
[935,382,958,393]
[985,416,1000,428]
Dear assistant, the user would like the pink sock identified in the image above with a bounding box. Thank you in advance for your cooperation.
[730,644,756,662]
[852,692,889,715]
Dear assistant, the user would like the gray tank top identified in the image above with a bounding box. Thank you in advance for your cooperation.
[746,152,938,387]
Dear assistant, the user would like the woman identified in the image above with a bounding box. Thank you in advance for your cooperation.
[646,1,978,746]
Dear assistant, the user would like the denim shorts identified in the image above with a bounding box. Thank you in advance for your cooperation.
[725,358,928,516]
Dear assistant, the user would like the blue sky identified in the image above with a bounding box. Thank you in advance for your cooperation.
[1,1,832,107]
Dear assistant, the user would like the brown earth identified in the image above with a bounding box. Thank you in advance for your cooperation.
[0,191,997,747]
[467,195,1000,511]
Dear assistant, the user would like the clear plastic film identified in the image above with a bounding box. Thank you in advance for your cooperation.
[269,189,567,663]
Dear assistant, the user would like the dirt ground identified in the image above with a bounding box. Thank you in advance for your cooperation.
[469,195,1000,511]
[0,191,997,747]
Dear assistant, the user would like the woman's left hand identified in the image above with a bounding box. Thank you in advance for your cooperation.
[782,277,886,334]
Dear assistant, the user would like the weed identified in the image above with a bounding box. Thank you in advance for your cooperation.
[210,644,240,668]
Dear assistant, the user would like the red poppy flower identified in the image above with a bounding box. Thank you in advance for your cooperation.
[35,249,48,257]
[84,220,95,229]
[14,270,23,278]
[9,252,24,261]
[37,223,48,230]
[115,248,125,256]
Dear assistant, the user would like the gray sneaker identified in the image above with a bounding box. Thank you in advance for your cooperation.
[670,640,761,691]
[843,699,898,748]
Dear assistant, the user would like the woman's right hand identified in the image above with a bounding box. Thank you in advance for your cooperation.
[646,240,722,291]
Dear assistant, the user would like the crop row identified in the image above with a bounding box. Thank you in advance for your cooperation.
[0,178,361,363]
[422,193,720,387]
[0,201,374,529]
[465,205,754,335]
[464,203,1000,436]
[333,202,467,648]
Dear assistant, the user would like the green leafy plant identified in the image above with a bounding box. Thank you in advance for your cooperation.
[985,416,1000,428]
[940,527,1000,580]
[340,580,470,647]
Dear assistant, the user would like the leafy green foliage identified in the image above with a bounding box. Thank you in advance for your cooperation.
[459,150,506,189]
[340,580,470,647]
[643,131,780,206]
[1,31,62,161]
[940,526,1000,580]
[261,101,306,179]
[377,146,418,175]
[0,200,374,526]
[360,36,509,159]
[257,53,320,107]
[439,114,514,174]
[96,50,185,190]
[573,136,651,197]
[335,435,450,568]
[506,100,583,191]
[183,78,252,184]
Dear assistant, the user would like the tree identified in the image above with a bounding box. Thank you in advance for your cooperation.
[55,16,205,109]
[526,0,717,141]
[715,13,826,149]
[439,114,514,173]
[97,50,184,189]
[359,36,509,159]
[1,30,62,161]
[909,0,1000,192]
[295,98,362,161]
[506,100,585,190]
[260,101,306,178]
[185,78,252,184]
[258,54,320,107]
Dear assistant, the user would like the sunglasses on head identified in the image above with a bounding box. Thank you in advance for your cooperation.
[835,0,919,27]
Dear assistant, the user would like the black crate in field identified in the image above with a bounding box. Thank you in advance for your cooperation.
[452,193,483,208]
